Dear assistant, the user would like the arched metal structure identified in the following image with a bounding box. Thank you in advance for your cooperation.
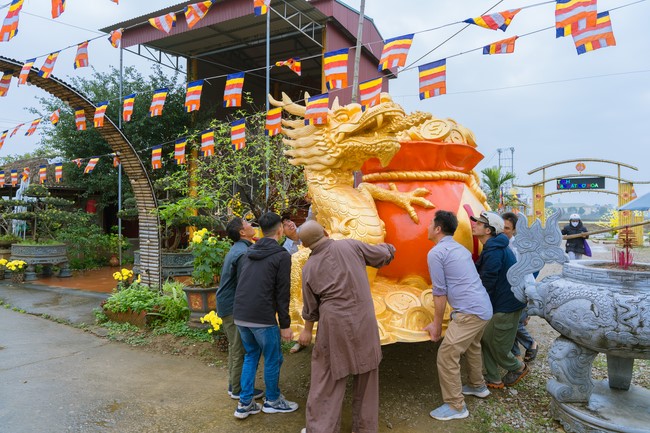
[0,56,162,288]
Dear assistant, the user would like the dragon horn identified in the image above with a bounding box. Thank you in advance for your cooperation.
[268,92,306,117]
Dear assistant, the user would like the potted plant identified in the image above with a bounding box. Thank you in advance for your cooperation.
[182,227,231,327]
[102,277,157,328]
[6,259,27,283]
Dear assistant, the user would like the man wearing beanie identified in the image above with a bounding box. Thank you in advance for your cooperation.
[296,221,395,433]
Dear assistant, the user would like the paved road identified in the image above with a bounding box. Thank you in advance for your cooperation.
[0,308,306,433]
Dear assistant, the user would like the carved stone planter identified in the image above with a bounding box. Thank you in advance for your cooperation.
[10,243,71,281]
[133,250,193,279]
[182,285,217,329]
[103,309,148,328]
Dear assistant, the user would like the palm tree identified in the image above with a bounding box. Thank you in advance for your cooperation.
[480,166,516,211]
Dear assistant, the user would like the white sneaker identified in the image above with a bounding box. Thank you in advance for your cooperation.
[234,401,261,419]
[461,384,490,398]
[429,403,469,421]
[262,394,299,413]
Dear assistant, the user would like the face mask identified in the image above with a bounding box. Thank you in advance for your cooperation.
[571,221,579,227]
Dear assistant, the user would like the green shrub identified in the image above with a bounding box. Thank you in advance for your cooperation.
[103,283,159,314]
[153,280,190,323]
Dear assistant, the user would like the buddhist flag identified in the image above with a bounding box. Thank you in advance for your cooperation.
[274,58,301,75]
[185,79,203,112]
[359,77,382,109]
[0,130,7,149]
[254,0,270,16]
[11,170,17,186]
[38,51,60,79]
[323,48,349,90]
[50,109,60,126]
[110,0,118,4]
[185,1,213,28]
[25,118,41,136]
[10,123,23,137]
[265,107,282,136]
[149,12,176,34]
[123,93,135,122]
[200,129,215,157]
[572,11,616,55]
[84,157,99,174]
[149,88,168,117]
[18,58,35,85]
[151,145,163,169]
[39,165,47,184]
[304,93,329,126]
[464,9,521,32]
[55,163,63,182]
[51,0,65,19]
[555,0,597,38]
[483,36,518,55]
[174,138,187,165]
[74,108,86,130]
[93,101,108,128]
[0,72,11,97]
[72,158,82,167]
[21,167,29,182]
[74,41,90,69]
[113,153,120,167]
[418,59,446,100]
[0,0,24,42]
[224,72,244,107]
[0,172,4,187]
[231,119,246,150]
[378,34,414,71]
[108,28,123,48]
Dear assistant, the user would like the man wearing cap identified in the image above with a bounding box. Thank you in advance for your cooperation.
[471,211,528,388]
[296,220,395,433]
[561,213,589,260]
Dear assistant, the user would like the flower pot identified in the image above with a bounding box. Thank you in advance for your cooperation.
[109,254,120,267]
[10,243,71,280]
[103,309,148,328]
[182,285,218,328]
[11,272,25,284]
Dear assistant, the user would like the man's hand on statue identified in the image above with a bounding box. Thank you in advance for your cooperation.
[423,322,442,342]
[298,328,312,346]
[280,327,294,342]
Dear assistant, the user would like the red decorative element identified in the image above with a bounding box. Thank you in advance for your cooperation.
[85,199,97,214]
[535,193,542,200]
[576,162,586,173]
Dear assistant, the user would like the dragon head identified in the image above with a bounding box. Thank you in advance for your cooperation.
[269,92,406,173]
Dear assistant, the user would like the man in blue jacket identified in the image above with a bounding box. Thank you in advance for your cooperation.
[233,212,298,419]
[471,211,528,388]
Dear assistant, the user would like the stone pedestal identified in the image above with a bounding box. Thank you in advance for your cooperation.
[10,244,71,281]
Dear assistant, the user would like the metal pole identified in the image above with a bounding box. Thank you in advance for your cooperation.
[118,44,123,266]
[264,8,271,209]
[350,0,366,102]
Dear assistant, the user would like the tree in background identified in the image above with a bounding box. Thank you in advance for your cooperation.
[480,166,517,211]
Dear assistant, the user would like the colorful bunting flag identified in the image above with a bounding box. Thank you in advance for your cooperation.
[18,58,35,85]
[323,48,349,90]
[74,41,90,69]
[483,36,518,54]
[11,169,17,186]
[0,72,11,97]
[110,0,118,4]
[253,0,270,16]
[25,118,41,136]
[149,12,176,34]
[378,34,414,71]
[185,1,213,28]
[200,129,215,157]
[463,9,521,31]
[84,157,99,174]
[0,171,4,187]
[0,130,7,149]
[555,0,597,38]
[265,107,282,136]
[75,107,86,131]
[231,119,246,150]
[185,79,203,112]
[304,93,329,125]
[418,59,447,100]
[50,108,60,126]
[72,158,82,167]
[113,153,120,167]
[224,72,244,108]
[149,88,168,117]
[151,145,163,169]
[123,93,135,122]
[21,167,29,182]
[359,77,383,109]
[39,165,47,184]
[108,28,123,48]
[93,101,108,128]
[51,0,66,19]
[174,138,187,165]
[55,163,63,182]
[274,58,301,76]
[0,0,24,42]
[38,51,60,79]
[10,123,23,137]
[572,11,616,55]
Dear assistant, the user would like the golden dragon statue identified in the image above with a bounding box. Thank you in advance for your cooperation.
[269,92,489,344]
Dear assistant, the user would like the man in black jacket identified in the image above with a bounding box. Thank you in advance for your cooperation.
[233,212,298,419]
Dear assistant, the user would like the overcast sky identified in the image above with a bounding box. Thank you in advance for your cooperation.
[1,0,648,207]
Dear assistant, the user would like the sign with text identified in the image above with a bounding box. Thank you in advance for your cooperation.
[557,177,606,190]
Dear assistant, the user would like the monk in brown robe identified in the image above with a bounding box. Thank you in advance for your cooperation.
[297,221,395,433]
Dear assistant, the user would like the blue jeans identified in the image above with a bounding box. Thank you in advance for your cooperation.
[237,325,283,404]
[511,310,535,356]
